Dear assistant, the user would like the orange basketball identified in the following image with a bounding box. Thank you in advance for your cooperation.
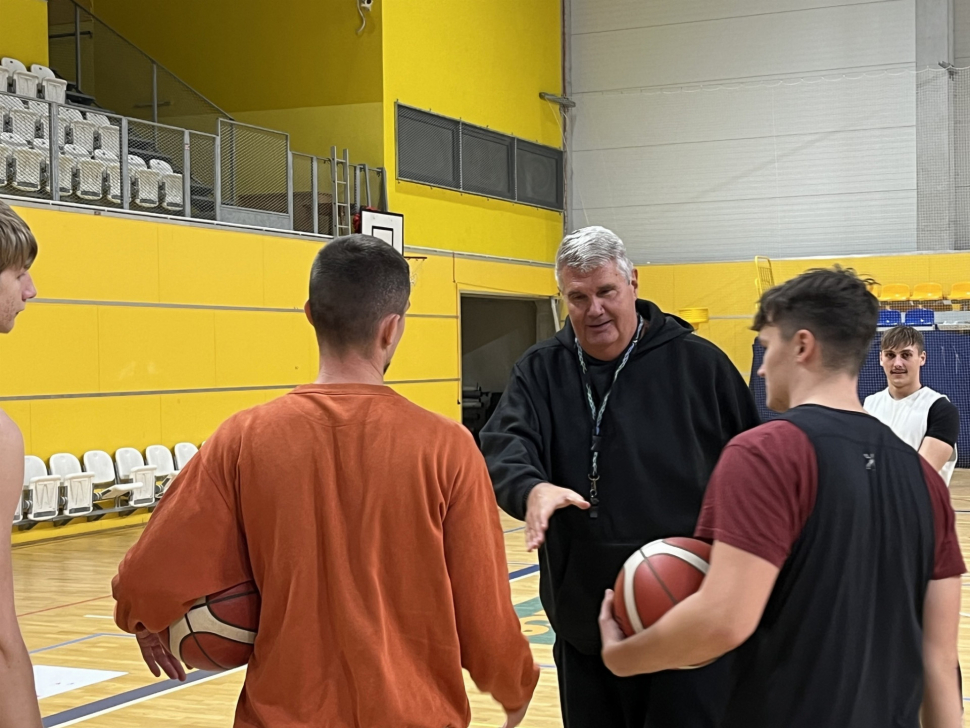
[162,581,260,671]
[613,537,710,637]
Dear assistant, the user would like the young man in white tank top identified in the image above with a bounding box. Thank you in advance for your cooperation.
[864,326,959,485]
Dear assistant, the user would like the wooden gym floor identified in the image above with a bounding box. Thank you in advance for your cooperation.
[13,470,970,727]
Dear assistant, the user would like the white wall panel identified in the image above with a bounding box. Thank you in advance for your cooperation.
[571,0,905,36]
[572,2,914,93]
[582,190,917,262]
[568,0,918,261]
[955,0,970,66]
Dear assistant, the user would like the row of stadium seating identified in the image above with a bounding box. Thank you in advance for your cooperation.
[874,282,970,303]
[0,128,182,209]
[877,307,970,330]
[1,57,67,104]
[14,442,199,526]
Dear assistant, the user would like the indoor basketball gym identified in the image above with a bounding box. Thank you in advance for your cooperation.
[3,0,970,726]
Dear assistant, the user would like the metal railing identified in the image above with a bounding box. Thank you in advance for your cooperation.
[0,89,385,235]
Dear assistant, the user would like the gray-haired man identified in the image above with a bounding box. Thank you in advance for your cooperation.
[481,226,760,727]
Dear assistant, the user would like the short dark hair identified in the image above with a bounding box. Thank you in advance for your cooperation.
[308,235,410,354]
[880,325,924,354]
[752,266,879,374]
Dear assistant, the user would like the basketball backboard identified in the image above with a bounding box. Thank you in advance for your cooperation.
[361,210,404,255]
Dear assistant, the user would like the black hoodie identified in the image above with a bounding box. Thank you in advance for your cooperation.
[480,299,760,654]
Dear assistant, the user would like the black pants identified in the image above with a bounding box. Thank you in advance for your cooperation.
[553,639,733,728]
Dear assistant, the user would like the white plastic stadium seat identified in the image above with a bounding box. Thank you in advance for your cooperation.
[83,449,128,500]
[23,455,61,522]
[94,149,121,203]
[27,100,53,142]
[0,66,9,94]
[9,138,44,192]
[95,120,120,156]
[76,153,107,201]
[128,154,160,208]
[115,447,157,507]
[48,453,95,517]
[1,58,38,99]
[0,93,25,132]
[0,132,18,187]
[30,64,67,104]
[70,111,97,152]
[59,106,95,151]
[145,445,177,493]
[35,140,87,196]
[150,159,183,210]
[0,96,38,140]
[174,442,198,470]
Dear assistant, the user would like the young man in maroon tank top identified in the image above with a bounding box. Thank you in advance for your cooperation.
[598,267,964,728]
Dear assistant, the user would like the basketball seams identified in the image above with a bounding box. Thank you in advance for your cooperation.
[185,611,228,671]
[640,541,710,575]
[204,588,259,608]
[643,554,679,607]
[618,539,711,637]
[622,550,645,634]
[193,604,259,635]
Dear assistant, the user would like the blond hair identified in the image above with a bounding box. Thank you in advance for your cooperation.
[0,201,37,273]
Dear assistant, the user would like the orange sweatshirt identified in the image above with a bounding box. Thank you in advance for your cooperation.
[112,384,538,727]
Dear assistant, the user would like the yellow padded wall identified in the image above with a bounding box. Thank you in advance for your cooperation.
[1,205,559,468]
[381,0,564,261]
[0,0,48,67]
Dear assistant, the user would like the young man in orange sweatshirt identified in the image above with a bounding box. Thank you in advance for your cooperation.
[113,235,538,728]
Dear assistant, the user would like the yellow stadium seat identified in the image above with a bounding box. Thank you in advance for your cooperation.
[950,281,970,301]
[878,284,910,302]
[867,282,882,299]
[911,282,943,301]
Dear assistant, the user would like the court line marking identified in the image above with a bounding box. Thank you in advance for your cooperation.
[31,634,133,655]
[83,615,114,620]
[509,565,540,581]
[503,526,525,533]
[42,667,244,727]
[18,595,112,618]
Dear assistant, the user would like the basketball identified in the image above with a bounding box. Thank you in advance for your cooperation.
[162,581,260,671]
[613,538,711,637]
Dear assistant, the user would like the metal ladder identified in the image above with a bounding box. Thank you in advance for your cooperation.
[330,146,352,237]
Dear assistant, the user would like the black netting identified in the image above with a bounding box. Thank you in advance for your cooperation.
[461,125,514,200]
[397,105,460,188]
[189,131,216,220]
[292,153,314,233]
[396,104,562,209]
[515,140,564,210]
[218,121,288,214]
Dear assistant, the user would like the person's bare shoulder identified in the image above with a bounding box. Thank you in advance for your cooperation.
[0,411,24,492]
[0,410,23,450]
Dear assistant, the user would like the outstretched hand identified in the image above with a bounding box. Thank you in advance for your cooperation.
[525,483,590,551]
[136,629,186,682]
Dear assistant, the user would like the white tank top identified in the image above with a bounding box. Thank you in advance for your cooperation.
[863,386,957,486]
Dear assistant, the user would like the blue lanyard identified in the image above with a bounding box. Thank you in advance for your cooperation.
[574,314,644,518]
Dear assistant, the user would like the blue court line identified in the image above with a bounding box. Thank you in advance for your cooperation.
[503,526,525,533]
[509,564,540,580]
[39,565,545,725]
[30,633,133,655]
